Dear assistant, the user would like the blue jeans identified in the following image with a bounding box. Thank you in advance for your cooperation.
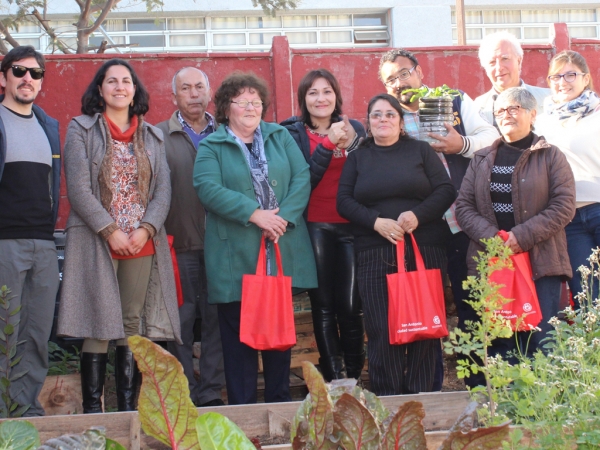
[490,275,562,361]
[566,203,600,308]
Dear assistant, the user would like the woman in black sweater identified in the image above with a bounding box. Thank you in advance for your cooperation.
[281,69,366,381]
[337,94,456,395]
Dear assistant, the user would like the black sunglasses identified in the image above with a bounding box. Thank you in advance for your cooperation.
[10,65,45,80]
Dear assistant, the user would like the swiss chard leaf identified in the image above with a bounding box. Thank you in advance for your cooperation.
[303,361,334,448]
[381,401,427,450]
[195,412,256,449]
[437,422,510,450]
[128,335,200,450]
[38,427,106,450]
[333,393,380,450]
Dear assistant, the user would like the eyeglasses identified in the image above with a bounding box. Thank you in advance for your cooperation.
[369,111,400,120]
[10,65,45,80]
[547,72,586,83]
[493,105,522,118]
[231,99,263,109]
[384,66,417,87]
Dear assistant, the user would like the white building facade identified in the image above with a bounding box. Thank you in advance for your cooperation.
[5,0,600,53]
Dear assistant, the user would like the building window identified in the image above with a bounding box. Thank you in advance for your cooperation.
[249,32,280,45]
[127,19,165,32]
[10,11,389,54]
[169,18,206,30]
[283,16,317,28]
[170,34,206,47]
[247,17,281,29]
[452,8,599,43]
[285,32,317,45]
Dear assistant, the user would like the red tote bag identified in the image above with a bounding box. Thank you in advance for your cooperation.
[240,238,296,351]
[490,231,542,331]
[387,234,448,345]
[167,235,184,308]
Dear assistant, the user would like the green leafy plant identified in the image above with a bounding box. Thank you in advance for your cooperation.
[445,237,600,449]
[401,84,462,103]
[291,361,509,449]
[196,412,258,449]
[443,237,515,424]
[0,420,40,450]
[38,426,126,450]
[47,342,80,376]
[0,285,29,418]
[128,335,258,450]
[491,248,600,449]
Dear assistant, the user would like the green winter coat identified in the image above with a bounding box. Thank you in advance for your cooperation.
[194,121,317,304]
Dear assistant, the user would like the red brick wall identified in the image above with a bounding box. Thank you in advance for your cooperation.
[2,23,595,228]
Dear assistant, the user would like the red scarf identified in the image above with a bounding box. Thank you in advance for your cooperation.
[103,114,138,142]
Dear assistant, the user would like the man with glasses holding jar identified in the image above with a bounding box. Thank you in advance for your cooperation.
[378,48,498,389]
[0,46,61,415]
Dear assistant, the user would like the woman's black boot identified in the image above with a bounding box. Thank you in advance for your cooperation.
[80,352,107,414]
[115,345,140,411]
[345,351,366,380]
[318,355,348,381]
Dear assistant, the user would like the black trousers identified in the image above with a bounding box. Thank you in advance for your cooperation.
[307,222,365,374]
[217,301,291,405]
[357,242,447,396]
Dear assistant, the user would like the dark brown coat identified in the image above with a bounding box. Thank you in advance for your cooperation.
[456,135,576,280]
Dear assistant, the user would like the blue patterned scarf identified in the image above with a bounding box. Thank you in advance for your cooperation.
[226,124,279,274]
[544,89,600,122]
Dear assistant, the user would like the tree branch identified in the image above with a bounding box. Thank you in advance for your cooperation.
[80,0,92,21]
[31,8,73,54]
[80,0,116,34]
[0,21,22,49]
[0,38,9,56]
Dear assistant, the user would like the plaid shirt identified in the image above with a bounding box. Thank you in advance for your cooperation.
[403,109,462,234]
[177,111,216,148]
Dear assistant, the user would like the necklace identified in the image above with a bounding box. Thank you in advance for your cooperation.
[305,125,328,138]
[305,124,344,158]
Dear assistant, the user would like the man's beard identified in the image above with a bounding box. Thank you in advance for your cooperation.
[15,94,35,105]
[14,84,36,105]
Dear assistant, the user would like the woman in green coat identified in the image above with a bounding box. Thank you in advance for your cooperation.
[193,72,317,405]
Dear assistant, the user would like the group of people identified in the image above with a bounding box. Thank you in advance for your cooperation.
[0,29,598,416]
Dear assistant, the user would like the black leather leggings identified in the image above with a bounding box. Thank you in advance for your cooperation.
[307,222,365,379]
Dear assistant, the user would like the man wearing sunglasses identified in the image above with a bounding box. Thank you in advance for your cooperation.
[0,46,61,416]
[379,48,498,390]
[475,31,550,126]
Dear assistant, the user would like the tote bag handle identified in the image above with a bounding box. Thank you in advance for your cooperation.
[255,237,285,278]
[396,233,426,273]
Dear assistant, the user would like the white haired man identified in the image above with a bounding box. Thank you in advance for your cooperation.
[157,67,225,407]
[475,31,550,125]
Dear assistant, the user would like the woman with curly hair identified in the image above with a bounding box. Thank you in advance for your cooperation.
[193,72,317,404]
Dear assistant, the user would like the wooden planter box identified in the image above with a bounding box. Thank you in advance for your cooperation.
[2,391,471,449]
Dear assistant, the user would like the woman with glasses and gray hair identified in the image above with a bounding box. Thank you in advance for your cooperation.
[536,51,600,306]
[456,87,575,359]
[193,71,317,405]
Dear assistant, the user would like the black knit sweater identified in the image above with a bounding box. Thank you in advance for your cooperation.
[336,137,456,252]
